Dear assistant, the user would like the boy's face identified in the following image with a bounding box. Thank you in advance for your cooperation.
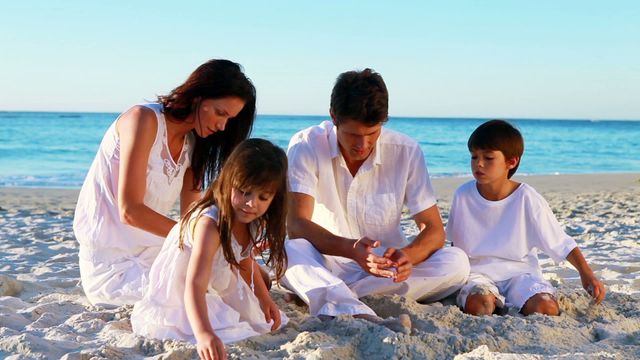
[470,148,518,184]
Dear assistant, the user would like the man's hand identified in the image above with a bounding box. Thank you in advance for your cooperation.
[383,248,412,282]
[352,237,395,278]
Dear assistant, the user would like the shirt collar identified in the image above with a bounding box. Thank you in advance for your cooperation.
[329,123,340,159]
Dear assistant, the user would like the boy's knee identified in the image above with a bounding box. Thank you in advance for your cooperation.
[522,293,559,316]
[464,294,496,316]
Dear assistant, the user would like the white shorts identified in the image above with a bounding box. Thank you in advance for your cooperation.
[456,272,556,311]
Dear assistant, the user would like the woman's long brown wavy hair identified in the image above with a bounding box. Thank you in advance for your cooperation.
[178,138,288,281]
[158,59,256,189]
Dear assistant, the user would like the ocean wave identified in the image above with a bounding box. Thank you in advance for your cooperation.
[0,174,84,189]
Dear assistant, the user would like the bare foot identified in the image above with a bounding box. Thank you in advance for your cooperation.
[317,314,335,322]
[354,313,412,334]
[283,292,307,307]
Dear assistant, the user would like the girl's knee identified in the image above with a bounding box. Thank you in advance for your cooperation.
[464,294,497,316]
[522,293,559,316]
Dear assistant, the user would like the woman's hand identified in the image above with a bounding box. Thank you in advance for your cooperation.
[259,297,282,331]
[195,331,226,360]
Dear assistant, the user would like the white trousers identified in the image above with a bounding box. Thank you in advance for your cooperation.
[282,238,470,317]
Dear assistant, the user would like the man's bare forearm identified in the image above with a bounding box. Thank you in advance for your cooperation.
[287,217,357,258]
[402,226,445,265]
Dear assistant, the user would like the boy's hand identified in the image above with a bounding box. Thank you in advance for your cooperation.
[566,248,606,304]
[259,298,282,331]
[195,331,226,360]
[581,274,606,304]
[352,237,395,278]
[382,248,412,282]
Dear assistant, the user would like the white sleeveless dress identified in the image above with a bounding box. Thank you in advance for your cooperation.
[131,205,288,344]
[73,103,194,306]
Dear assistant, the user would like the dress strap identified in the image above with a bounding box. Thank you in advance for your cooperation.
[250,260,255,293]
[139,103,165,150]
[138,103,188,185]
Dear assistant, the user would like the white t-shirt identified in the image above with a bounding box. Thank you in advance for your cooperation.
[287,120,437,251]
[446,181,577,281]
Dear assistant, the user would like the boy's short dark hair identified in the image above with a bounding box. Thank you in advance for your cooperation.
[330,68,388,126]
[468,119,524,178]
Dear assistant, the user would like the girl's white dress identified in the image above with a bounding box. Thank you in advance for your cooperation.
[130,205,288,344]
[73,103,194,306]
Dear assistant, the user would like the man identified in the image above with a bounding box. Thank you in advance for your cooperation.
[283,68,469,325]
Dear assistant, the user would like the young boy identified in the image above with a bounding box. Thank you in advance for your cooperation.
[446,119,605,316]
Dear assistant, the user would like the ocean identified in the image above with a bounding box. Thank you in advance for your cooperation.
[0,111,638,188]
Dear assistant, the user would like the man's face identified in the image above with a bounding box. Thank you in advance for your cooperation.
[334,118,382,166]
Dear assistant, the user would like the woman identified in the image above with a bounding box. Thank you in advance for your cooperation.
[73,59,256,307]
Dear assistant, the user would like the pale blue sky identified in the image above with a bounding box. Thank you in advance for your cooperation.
[1,1,639,119]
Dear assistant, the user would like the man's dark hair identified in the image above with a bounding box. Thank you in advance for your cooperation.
[330,68,388,126]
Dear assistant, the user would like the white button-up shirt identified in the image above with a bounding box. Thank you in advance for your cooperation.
[287,120,437,251]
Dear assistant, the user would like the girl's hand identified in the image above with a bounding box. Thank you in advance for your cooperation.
[581,273,606,304]
[195,332,226,360]
[259,298,282,331]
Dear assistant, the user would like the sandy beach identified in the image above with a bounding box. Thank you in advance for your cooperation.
[1,173,638,359]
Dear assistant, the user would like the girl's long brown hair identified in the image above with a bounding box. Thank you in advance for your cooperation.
[179,138,288,281]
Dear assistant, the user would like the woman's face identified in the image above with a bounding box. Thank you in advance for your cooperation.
[194,96,245,137]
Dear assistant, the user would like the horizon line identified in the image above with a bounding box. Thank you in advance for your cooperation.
[0,109,638,122]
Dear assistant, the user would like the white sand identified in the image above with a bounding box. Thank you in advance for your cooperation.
[0,173,639,359]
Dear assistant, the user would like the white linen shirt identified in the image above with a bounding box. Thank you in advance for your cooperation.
[446,181,578,281]
[287,120,437,251]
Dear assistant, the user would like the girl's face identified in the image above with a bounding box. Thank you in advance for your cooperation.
[230,187,276,223]
[194,96,245,138]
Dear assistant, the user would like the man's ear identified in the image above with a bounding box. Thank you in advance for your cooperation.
[330,109,337,126]
[507,156,520,169]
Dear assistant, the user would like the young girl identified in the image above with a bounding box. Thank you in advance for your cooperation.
[131,139,288,358]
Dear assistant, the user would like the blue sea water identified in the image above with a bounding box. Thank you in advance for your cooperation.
[0,111,639,188]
